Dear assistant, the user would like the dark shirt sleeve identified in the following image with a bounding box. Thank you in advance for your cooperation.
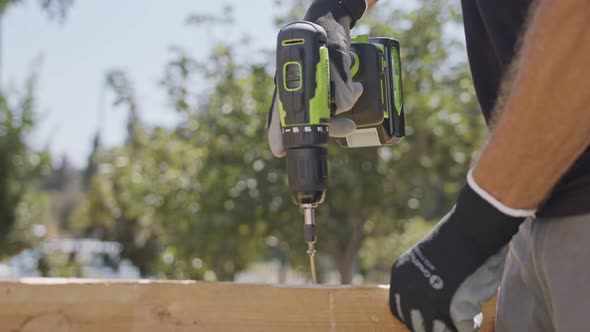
[461,0,590,217]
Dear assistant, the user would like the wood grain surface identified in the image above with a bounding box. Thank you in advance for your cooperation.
[0,278,496,332]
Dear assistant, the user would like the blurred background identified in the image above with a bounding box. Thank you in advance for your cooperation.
[0,0,485,284]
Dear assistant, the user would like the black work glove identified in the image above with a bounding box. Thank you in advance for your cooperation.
[268,0,366,157]
[390,174,534,332]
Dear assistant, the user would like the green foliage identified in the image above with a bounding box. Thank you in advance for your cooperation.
[359,216,433,283]
[73,43,289,280]
[0,0,15,13]
[69,71,159,277]
[324,1,485,283]
[271,0,485,283]
[37,0,73,21]
[0,0,73,20]
[71,0,486,283]
[0,75,50,256]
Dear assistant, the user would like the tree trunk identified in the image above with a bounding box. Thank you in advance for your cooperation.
[337,255,358,284]
[335,226,365,284]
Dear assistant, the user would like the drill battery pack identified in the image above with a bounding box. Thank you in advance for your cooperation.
[334,36,405,148]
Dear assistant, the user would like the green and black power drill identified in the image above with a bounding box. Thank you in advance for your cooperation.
[276,21,405,283]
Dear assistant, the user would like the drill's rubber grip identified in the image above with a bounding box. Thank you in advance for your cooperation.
[276,22,330,128]
[286,147,328,205]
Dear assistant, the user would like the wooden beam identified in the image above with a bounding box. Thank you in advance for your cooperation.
[0,278,496,331]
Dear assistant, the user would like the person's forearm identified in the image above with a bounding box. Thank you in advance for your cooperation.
[367,0,379,9]
[473,0,590,210]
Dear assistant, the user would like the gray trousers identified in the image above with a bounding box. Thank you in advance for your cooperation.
[496,213,590,332]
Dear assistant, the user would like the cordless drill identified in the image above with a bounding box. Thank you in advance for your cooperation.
[276,21,404,283]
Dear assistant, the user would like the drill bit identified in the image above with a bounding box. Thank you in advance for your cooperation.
[303,204,318,284]
[307,243,317,284]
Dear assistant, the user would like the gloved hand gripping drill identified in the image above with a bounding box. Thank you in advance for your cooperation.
[268,0,367,283]
[269,0,366,157]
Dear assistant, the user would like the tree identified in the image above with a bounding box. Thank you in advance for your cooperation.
[0,0,73,19]
[69,70,161,277]
[259,0,485,283]
[0,74,50,256]
[73,0,486,284]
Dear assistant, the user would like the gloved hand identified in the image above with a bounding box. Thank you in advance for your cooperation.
[389,172,534,332]
[268,0,366,158]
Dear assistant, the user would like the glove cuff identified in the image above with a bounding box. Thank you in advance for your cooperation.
[336,0,367,28]
[450,182,525,263]
[467,169,536,218]
[306,0,367,29]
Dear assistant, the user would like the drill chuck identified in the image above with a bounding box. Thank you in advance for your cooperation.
[286,147,328,205]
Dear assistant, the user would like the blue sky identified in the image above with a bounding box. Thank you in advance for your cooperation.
[5,0,280,167]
